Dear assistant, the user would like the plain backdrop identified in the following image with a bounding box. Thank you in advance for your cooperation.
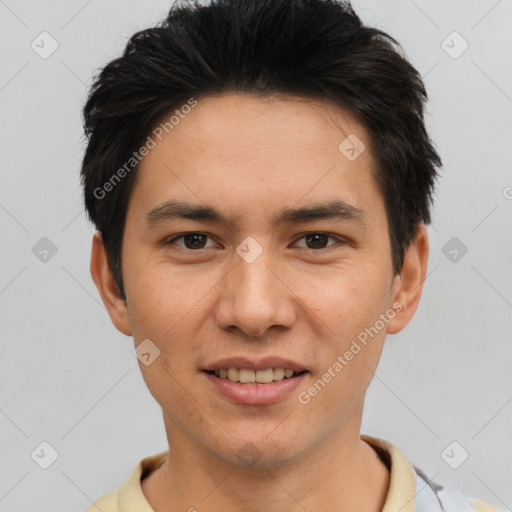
[0,0,511,510]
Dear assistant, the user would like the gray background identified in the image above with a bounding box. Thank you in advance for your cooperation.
[1,0,511,510]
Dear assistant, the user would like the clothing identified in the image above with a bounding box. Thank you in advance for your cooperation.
[83,435,500,512]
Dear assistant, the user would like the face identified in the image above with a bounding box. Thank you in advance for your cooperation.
[92,92,427,469]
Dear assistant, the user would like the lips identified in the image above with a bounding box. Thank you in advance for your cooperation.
[202,356,310,404]
[204,369,309,405]
[203,356,308,373]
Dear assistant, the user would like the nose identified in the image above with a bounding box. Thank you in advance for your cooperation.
[214,244,297,338]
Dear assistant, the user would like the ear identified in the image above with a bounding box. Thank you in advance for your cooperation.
[90,232,133,336]
[386,223,429,334]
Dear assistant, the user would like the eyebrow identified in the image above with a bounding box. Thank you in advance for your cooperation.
[144,199,365,230]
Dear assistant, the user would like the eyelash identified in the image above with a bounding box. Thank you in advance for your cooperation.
[165,232,345,251]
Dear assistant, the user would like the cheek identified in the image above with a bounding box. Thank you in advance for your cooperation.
[125,258,203,335]
[304,274,391,407]
[304,268,393,396]
[306,264,392,331]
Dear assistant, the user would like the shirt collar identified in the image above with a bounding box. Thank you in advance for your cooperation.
[361,434,417,512]
[117,435,417,512]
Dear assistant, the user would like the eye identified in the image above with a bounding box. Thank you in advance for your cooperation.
[294,232,342,250]
[166,232,217,250]
[165,232,344,251]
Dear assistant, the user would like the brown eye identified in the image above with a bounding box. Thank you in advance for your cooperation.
[167,233,214,250]
[295,233,340,250]
[182,233,207,249]
[305,233,330,249]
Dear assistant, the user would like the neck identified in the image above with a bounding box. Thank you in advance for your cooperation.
[142,421,390,512]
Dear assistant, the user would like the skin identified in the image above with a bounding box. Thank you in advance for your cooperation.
[91,92,429,512]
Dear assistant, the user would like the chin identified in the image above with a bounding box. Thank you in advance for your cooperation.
[213,434,306,470]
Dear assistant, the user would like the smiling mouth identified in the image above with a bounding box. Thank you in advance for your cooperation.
[205,368,309,384]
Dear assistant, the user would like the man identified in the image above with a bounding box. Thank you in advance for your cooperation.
[81,0,499,510]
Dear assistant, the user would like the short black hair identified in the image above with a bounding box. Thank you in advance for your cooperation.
[81,0,441,301]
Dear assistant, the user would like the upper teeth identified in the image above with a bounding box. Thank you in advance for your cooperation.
[214,368,296,383]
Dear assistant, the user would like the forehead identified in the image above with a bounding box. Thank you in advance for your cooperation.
[128,92,382,226]
[168,92,368,154]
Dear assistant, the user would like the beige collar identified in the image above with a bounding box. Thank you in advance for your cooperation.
[114,434,416,512]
